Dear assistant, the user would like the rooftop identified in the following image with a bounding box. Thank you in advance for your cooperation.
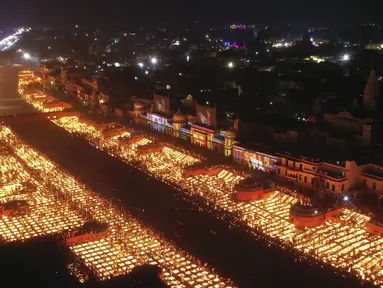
[149,110,172,119]
[361,166,383,179]
[318,168,345,179]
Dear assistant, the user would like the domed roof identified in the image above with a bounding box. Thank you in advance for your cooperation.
[173,110,186,123]
[225,128,237,139]
[134,100,145,110]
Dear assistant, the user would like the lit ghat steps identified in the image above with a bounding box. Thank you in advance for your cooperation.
[50,114,383,286]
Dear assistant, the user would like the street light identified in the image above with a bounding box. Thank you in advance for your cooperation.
[151,57,158,65]
[138,62,144,68]
[23,53,30,60]
[227,62,234,69]
[342,54,350,61]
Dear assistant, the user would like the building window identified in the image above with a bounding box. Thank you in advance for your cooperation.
[293,162,296,169]
[373,182,376,190]
[332,184,335,192]
[300,164,303,170]
[363,179,367,186]
[304,176,307,183]
[299,175,302,181]
[313,166,316,170]
[285,170,287,176]
[277,168,281,175]
[326,182,329,189]
[341,184,344,191]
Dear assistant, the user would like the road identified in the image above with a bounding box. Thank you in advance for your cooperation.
[2,114,372,288]
[0,66,34,116]
[0,29,23,51]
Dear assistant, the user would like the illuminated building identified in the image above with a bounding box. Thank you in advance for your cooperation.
[232,145,277,173]
[276,153,351,193]
[190,103,218,150]
[146,112,172,134]
[144,94,173,134]
[172,110,186,138]
[131,98,237,155]
[133,100,146,120]
[224,128,236,156]
[190,124,215,149]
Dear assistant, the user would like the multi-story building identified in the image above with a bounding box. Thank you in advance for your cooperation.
[275,154,356,193]
[130,97,383,196]
[274,152,383,196]
[359,164,383,194]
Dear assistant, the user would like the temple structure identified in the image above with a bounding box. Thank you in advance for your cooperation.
[132,98,239,157]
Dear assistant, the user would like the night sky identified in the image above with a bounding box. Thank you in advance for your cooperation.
[1,0,383,27]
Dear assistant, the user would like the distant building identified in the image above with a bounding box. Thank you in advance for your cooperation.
[322,111,372,147]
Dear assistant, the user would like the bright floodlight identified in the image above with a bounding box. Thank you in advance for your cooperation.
[344,196,349,201]
[227,62,234,69]
[342,54,350,61]
[23,53,30,60]
[138,62,144,68]
[151,57,157,64]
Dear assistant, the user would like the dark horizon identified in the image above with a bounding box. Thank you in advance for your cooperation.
[1,0,383,28]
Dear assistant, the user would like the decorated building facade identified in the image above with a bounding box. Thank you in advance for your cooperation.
[130,97,383,196]
[132,98,237,157]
